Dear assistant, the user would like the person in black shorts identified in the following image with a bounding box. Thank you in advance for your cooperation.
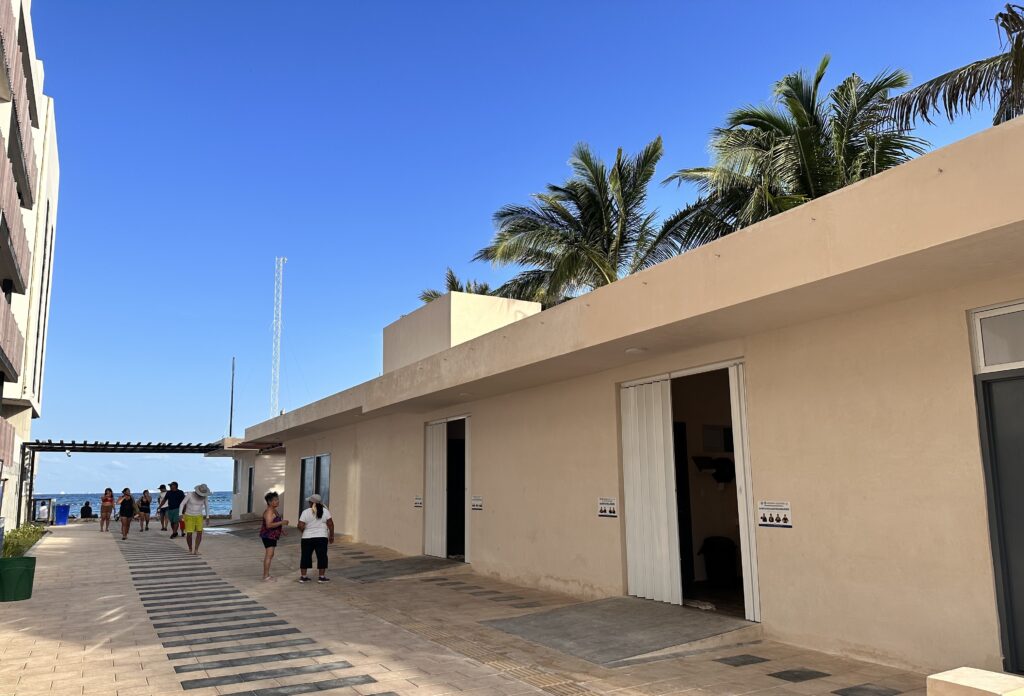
[117,488,136,540]
[137,489,152,531]
[259,491,288,581]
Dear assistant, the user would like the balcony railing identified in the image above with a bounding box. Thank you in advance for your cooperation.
[0,293,22,382]
[0,127,28,292]
[0,1,35,208]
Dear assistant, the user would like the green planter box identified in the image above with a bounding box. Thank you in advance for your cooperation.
[0,556,36,601]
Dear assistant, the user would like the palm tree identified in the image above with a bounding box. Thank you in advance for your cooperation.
[475,137,690,304]
[664,56,928,249]
[419,267,494,303]
[890,4,1024,127]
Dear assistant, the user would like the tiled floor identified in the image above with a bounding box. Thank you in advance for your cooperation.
[0,523,929,696]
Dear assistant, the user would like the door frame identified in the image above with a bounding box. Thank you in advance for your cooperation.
[975,366,1024,673]
[621,358,761,622]
[246,465,254,514]
[424,415,472,563]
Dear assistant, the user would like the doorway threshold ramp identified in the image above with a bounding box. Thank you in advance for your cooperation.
[482,596,760,667]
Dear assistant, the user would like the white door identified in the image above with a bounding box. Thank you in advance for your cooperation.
[424,422,447,557]
[621,379,682,604]
[729,364,761,622]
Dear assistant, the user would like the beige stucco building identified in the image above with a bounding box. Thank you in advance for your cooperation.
[0,0,58,528]
[233,118,1024,673]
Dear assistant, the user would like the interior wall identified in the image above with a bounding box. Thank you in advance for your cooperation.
[671,370,738,582]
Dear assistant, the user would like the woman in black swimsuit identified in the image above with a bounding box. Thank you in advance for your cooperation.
[137,489,152,532]
[117,488,136,540]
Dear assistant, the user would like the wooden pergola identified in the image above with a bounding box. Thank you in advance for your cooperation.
[15,439,221,527]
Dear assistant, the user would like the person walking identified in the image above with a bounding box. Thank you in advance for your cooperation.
[137,489,152,531]
[297,494,334,583]
[99,488,115,532]
[259,491,288,581]
[180,484,211,555]
[117,488,137,541]
[156,484,169,531]
[163,481,186,538]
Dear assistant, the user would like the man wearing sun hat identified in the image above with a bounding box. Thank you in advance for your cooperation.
[179,483,211,555]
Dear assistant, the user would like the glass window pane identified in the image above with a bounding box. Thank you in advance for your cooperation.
[301,457,315,503]
[317,455,331,507]
[982,310,1024,366]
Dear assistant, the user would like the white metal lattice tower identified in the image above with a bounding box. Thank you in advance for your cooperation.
[271,256,286,417]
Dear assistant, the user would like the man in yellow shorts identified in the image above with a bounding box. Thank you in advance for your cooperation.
[179,483,211,555]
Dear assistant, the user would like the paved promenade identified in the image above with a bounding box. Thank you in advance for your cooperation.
[0,524,927,696]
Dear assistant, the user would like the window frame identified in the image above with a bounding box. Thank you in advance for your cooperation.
[973,301,1024,375]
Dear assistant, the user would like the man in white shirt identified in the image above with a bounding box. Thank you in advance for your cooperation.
[180,483,211,555]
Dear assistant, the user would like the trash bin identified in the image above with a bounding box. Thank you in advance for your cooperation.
[54,505,70,526]
[698,536,737,586]
[0,556,36,601]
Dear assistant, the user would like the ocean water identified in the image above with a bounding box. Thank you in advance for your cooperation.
[36,491,234,516]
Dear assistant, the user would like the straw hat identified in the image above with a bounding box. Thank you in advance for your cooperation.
[194,483,211,497]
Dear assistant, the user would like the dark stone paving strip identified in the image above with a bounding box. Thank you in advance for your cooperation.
[132,568,213,575]
[511,601,544,608]
[136,578,221,586]
[158,619,288,638]
[419,577,447,582]
[490,595,525,602]
[166,637,317,660]
[148,600,259,615]
[146,596,254,610]
[163,627,301,648]
[179,660,357,690]
[436,581,465,586]
[152,612,276,629]
[137,582,230,594]
[243,678,383,696]
[470,590,502,596]
[143,590,242,604]
[132,571,217,580]
[451,585,484,591]
[174,648,333,673]
[148,604,266,620]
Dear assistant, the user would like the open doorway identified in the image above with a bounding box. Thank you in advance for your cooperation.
[620,362,759,621]
[671,370,743,617]
[424,417,469,561]
[446,419,466,559]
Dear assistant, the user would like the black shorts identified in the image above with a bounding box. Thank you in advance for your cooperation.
[261,537,278,548]
[300,537,328,569]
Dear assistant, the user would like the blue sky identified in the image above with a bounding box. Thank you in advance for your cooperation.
[31,1,997,492]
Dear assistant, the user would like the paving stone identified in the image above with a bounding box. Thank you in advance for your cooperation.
[152,612,277,628]
[770,669,833,683]
[174,648,333,673]
[165,638,318,660]
[157,619,288,638]
[162,627,302,648]
[716,654,771,667]
[178,660,356,689]
[833,685,903,696]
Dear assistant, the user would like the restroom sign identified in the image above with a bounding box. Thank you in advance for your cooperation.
[471,496,483,511]
[758,500,792,528]
[414,496,423,509]
[598,497,618,518]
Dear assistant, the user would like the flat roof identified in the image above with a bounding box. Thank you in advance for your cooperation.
[245,118,1024,443]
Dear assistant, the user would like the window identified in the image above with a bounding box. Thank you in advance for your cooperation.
[973,302,1024,374]
[299,454,331,507]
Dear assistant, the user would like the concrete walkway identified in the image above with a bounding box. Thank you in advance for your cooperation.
[0,524,928,696]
